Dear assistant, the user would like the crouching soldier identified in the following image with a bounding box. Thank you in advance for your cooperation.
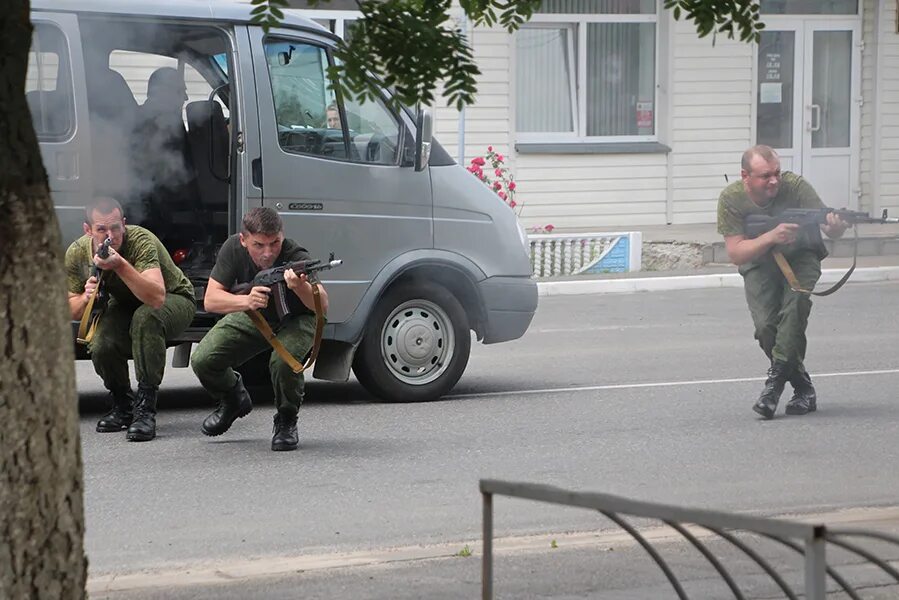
[66,197,196,441]
[191,207,328,451]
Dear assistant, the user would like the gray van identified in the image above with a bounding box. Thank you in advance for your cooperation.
[30,0,537,402]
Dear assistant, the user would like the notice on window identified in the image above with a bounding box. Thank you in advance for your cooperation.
[636,102,653,128]
[760,82,782,104]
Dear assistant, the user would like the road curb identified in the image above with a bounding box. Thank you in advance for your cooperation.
[537,266,899,297]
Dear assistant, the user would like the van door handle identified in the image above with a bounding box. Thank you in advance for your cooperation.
[252,158,263,188]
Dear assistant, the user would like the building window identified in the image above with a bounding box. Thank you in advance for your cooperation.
[759,0,858,15]
[516,0,658,143]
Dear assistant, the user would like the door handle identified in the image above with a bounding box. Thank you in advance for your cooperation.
[809,104,821,132]
[252,158,263,188]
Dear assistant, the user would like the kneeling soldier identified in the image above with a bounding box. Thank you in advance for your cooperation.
[191,207,329,451]
[66,197,196,441]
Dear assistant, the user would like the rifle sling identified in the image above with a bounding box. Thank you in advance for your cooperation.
[772,225,858,297]
[76,272,105,345]
[246,283,325,375]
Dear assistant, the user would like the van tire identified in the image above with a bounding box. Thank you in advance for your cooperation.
[353,281,470,402]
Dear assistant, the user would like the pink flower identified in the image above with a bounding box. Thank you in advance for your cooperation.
[493,181,502,190]
[471,156,485,166]
[487,146,493,152]
[509,200,516,208]
[496,153,504,162]
[498,191,507,200]
[495,168,503,177]
[545,224,555,232]
[508,181,516,191]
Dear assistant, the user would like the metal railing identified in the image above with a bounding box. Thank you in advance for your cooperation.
[480,479,899,600]
[529,232,642,277]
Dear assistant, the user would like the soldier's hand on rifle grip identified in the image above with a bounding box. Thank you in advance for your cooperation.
[767,223,799,245]
[246,286,271,311]
[94,247,124,271]
[822,212,849,238]
[284,269,311,293]
[83,276,99,301]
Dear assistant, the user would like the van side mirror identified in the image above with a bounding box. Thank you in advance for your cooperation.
[414,108,433,172]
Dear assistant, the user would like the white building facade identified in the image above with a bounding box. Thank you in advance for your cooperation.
[308,0,899,232]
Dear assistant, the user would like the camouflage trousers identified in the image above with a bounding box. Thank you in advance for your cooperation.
[742,249,822,370]
[190,312,317,416]
[89,294,196,392]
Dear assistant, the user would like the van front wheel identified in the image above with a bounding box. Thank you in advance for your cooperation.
[353,281,470,402]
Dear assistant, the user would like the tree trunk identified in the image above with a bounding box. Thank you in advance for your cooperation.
[0,2,88,598]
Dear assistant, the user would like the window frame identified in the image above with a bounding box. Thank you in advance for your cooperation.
[263,34,404,166]
[515,7,660,145]
[28,21,76,143]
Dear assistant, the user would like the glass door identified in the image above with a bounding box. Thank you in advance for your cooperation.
[756,20,860,208]
[802,23,859,208]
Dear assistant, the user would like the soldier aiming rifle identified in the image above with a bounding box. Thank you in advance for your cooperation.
[190,207,333,452]
[717,145,855,420]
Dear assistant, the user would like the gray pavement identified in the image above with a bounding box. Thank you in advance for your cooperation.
[77,281,899,597]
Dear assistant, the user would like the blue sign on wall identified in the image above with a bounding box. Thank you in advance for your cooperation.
[583,237,629,273]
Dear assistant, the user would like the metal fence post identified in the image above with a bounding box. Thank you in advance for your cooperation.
[805,526,827,600]
[483,491,494,600]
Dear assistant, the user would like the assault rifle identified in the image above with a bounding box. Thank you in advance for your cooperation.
[76,236,112,345]
[745,208,899,239]
[230,254,342,320]
[743,208,899,297]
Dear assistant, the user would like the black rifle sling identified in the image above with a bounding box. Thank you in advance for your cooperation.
[246,283,326,374]
[772,225,858,297]
[76,271,106,345]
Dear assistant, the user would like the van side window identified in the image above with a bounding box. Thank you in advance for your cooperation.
[264,40,345,160]
[108,52,230,122]
[341,93,401,166]
[26,23,75,141]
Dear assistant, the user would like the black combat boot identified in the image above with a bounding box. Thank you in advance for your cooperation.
[271,410,299,452]
[785,369,817,415]
[752,360,793,420]
[127,383,158,442]
[202,374,253,437]
[96,388,135,432]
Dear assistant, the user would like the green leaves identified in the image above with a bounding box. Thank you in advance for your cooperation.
[253,0,766,111]
[328,0,485,111]
[663,0,764,43]
[250,0,290,33]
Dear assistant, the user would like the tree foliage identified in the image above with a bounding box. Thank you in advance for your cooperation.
[664,0,763,43]
[252,0,763,110]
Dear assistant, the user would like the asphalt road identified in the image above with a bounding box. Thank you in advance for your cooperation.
[76,282,899,595]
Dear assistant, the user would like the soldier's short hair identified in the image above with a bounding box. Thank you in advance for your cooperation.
[241,207,283,236]
[85,197,124,224]
[742,145,779,174]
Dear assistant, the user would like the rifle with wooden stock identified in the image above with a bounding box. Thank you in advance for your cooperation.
[744,208,899,296]
[230,254,342,374]
[76,236,112,345]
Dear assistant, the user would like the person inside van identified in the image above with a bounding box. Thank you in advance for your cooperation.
[326,103,340,129]
[65,197,196,442]
[131,67,200,245]
[190,207,329,452]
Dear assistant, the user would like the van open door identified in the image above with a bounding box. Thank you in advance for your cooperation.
[29,12,92,246]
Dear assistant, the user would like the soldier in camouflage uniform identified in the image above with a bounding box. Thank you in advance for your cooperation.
[66,197,195,441]
[191,207,329,452]
[717,145,848,419]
